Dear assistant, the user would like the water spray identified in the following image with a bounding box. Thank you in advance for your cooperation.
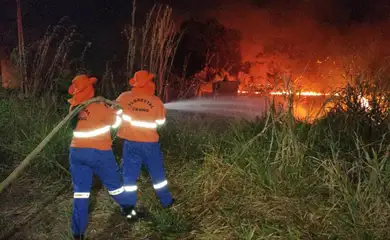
[164,96,270,120]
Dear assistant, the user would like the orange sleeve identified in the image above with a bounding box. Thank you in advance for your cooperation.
[155,98,166,121]
[101,103,117,126]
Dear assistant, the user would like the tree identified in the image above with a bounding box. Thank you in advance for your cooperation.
[174,18,242,77]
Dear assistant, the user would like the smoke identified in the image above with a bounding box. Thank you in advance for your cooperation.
[168,0,390,91]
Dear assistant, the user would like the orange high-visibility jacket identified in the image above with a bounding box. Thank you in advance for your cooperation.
[116,91,166,143]
[70,102,120,150]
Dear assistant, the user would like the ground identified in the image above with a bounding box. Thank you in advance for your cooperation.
[0,160,194,240]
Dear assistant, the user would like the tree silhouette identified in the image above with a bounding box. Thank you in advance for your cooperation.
[174,18,242,77]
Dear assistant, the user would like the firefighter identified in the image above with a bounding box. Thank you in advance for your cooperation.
[68,74,135,240]
[116,70,174,212]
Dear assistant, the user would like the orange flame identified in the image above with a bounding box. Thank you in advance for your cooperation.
[237,90,332,96]
[237,90,372,112]
[269,91,329,96]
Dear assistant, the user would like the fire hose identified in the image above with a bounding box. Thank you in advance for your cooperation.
[0,96,120,194]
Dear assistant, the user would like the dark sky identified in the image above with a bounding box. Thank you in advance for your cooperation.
[2,0,389,41]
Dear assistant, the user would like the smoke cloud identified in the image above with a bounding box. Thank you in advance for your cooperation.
[168,0,390,91]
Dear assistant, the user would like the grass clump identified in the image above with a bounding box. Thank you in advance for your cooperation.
[0,92,71,178]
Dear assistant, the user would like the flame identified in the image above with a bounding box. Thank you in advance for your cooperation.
[237,90,333,96]
[358,95,371,110]
[269,91,329,96]
[236,89,372,115]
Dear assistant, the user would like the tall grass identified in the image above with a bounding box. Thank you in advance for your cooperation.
[9,17,89,100]
[24,18,79,97]
[157,99,390,239]
[98,61,117,98]
[124,1,182,101]
[0,92,71,179]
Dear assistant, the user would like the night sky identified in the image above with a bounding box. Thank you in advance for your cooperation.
[1,0,390,78]
[3,0,389,43]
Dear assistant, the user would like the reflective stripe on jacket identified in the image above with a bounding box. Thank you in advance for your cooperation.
[116,92,166,142]
[70,102,122,150]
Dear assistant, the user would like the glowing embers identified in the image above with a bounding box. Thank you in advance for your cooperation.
[270,91,328,96]
[238,90,329,96]
[237,90,249,94]
[358,95,371,110]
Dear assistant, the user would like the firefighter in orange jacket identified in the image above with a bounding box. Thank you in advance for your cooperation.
[116,70,174,211]
[68,75,135,240]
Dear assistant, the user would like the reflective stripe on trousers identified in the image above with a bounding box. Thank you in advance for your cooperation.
[153,180,168,189]
[124,185,138,192]
[74,192,90,198]
[122,180,168,192]
[108,186,125,195]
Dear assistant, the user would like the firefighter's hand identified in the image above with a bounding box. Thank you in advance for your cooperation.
[109,101,123,113]
[111,104,122,110]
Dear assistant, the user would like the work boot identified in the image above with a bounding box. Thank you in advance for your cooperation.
[120,206,139,222]
[135,206,148,219]
[163,198,176,209]
[73,235,84,240]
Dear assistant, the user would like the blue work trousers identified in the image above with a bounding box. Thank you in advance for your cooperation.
[122,140,172,207]
[69,147,131,236]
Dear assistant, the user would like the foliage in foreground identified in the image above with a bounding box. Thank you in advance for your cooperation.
[0,90,390,239]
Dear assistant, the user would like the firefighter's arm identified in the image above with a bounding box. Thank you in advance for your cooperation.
[115,94,127,114]
[102,103,122,129]
[155,99,166,126]
[115,93,131,122]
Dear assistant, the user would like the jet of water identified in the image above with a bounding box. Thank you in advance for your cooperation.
[163,96,270,120]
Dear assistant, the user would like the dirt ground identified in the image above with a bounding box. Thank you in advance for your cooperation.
[0,173,191,240]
